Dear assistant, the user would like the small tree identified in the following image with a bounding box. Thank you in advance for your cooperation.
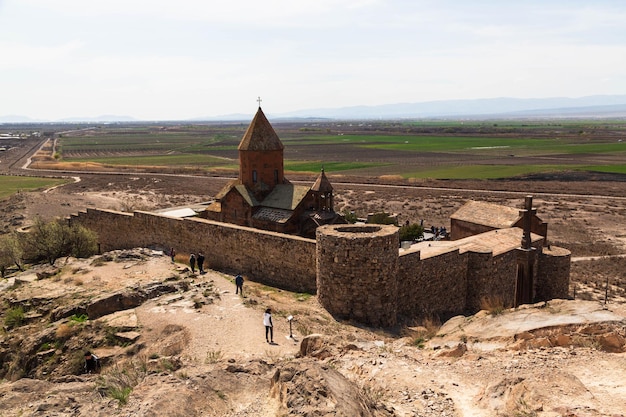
[0,233,25,277]
[70,224,98,258]
[342,210,358,224]
[24,219,98,265]
[399,223,424,242]
[368,212,397,226]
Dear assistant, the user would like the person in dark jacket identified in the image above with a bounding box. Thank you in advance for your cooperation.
[189,253,196,273]
[84,352,100,373]
[235,274,244,295]
[197,252,205,274]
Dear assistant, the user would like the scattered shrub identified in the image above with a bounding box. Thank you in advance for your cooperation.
[56,323,76,339]
[70,314,89,323]
[205,350,223,364]
[367,212,397,225]
[4,306,25,329]
[480,295,508,316]
[342,210,358,224]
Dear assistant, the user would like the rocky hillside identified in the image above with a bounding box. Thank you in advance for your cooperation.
[1,249,625,416]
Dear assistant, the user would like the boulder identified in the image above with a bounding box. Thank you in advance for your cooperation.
[86,281,186,319]
[435,342,467,358]
[597,332,626,353]
[298,334,331,359]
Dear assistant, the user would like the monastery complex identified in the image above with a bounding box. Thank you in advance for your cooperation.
[71,107,571,327]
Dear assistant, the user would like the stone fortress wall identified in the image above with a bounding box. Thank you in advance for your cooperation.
[71,208,571,327]
[71,208,318,293]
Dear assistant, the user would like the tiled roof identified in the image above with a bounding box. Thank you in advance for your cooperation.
[261,184,310,210]
[402,227,543,259]
[311,168,333,192]
[214,179,238,200]
[238,107,284,151]
[234,184,260,207]
[450,200,521,228]
[253,207,293,223]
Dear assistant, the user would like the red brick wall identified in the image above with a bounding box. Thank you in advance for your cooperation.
[239,149,284,189]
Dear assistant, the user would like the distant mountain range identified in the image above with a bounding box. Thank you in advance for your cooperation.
[270,95,626,121]
[3,95,626,123]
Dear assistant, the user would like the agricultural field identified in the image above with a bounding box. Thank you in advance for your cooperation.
[0,175,68,199]
[32,119,626,179]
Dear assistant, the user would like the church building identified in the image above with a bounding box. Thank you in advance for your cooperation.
[202,106,344,237]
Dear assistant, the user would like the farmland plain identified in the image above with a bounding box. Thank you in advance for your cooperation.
[41,119,626,179]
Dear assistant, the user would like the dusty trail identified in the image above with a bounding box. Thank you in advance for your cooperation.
[135,269,300,364]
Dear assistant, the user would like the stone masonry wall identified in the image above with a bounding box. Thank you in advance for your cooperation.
[536,246,571,301]
[71,208,317,293]
[465,250,518,312]
[316,225,399,327]
[397,250,468,320]
[70,208,570,327]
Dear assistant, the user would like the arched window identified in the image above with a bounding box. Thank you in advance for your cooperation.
[252,170,257,183]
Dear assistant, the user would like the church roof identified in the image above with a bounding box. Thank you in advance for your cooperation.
[450,200,522,229]
[261,184,310,211]
[214,179,238,200]
[252,207,293,223]
[238,107,284,151]
[234,184,260,207]
[311,168,333,192]
[404,227,544,259]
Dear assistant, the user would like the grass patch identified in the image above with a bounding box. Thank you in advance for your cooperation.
[582,164,626,175]
[284,160,385,173]
[0,176,68,200]
[480,295,508,316]
[403,164,569,180]
[4,306,25,329]
[294,293,313,302]
[97,357,148,406]
[410,337,426,348]
[64,153,234,167]
[70,314,89,323]
[205,350,223,364]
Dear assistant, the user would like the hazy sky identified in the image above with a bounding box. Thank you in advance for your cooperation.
[2,0,625,120]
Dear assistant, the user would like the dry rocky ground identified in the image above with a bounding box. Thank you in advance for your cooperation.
[1,138,626,415]
[0,248,625,417]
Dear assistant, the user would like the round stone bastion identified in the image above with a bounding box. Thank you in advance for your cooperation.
[316,224,399,327]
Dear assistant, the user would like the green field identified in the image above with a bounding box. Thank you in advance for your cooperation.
[284,161,386,172]
[56,120,626,180]
[65,154,237,168]
[0,176,69,199]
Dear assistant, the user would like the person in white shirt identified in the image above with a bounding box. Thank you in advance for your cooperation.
[263,308,274,344]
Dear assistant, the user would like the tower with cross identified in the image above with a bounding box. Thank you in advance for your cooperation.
[515,196,537,306]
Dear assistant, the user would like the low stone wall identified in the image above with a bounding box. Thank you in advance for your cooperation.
[71,209,317,293]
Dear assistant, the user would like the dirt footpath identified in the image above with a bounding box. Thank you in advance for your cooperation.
[136,268,301,364]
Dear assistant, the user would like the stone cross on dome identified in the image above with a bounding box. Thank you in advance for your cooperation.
[257,96,262,108]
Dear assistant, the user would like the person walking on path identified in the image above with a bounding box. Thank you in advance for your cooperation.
[189,253,196,273]
[169,248,176,262]
[235,274,244,296]
[197,252,205,274]
[264,308,274,344]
